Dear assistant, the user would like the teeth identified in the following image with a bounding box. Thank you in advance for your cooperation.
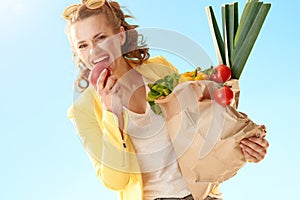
[93,56,108,64]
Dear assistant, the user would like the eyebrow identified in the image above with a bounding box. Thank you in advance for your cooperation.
[76,32,105,46]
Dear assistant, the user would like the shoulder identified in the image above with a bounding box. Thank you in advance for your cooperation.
[134,55,179,81]
[145,55,179,73]
[67,86,98,119]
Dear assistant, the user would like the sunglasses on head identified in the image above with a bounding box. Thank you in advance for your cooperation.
[62,0,114,20]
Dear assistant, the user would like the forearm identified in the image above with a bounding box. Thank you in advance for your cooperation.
[69,105,130,191]
[88,152,130,191]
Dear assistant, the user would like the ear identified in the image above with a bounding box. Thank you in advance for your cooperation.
[119,26,126,45]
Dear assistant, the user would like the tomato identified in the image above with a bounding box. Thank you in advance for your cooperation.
[214,86,234,106]
[210,64,231,83]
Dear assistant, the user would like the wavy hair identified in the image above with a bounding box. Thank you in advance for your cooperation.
[65,0,150,93]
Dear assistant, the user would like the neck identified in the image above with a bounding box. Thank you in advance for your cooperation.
[113,57,132,79]
[113,58,144,93]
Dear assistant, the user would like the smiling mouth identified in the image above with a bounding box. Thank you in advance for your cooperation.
[92,55,109,65]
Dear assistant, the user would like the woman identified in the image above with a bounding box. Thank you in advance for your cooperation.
[63,0,269,199]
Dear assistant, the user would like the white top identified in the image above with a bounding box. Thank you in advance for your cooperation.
[123,77,191,200]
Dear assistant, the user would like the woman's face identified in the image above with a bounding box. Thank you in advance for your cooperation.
[69,14,124,72]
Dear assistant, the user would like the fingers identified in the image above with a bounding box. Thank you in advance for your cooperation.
[95,68,108,91]
[240,143,264,163]
[96,69,117,95]
[94,70,123,114]
[241,147,262,163]
[248,137,269,148]
[240,137,269,163]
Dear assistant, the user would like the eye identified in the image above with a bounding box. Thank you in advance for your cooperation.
[96,35,107,42]
[78,43,88,50]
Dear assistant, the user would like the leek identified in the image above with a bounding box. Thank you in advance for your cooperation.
[206,0,271,79]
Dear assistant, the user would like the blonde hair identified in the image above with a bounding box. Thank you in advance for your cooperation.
[65,0,150,93]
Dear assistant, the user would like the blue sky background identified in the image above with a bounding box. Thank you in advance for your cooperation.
[0,0,299,199]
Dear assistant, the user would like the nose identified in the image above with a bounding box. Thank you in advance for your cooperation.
[89,41,99,57]
[89,42,102,63]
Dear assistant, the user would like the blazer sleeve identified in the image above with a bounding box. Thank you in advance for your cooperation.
[67,95,131,191]
[135,55,180,82]
[157,55,179,74]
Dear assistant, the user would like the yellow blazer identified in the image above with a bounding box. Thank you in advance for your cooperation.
[68,56,181,200]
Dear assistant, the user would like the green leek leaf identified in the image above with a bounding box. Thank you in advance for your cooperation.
[206,6,226,64]
[222,2,239,67]
[234,1,262,50]
[231,3,271,79]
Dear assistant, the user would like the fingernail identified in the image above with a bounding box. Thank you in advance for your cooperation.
[99,69,108,79]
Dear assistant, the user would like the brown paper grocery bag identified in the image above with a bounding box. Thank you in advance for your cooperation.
[156,79,266,200]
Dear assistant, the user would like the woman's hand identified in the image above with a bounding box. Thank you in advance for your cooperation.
[240,133,269,163]
[93,69,123,118]
[93,68,125,140]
